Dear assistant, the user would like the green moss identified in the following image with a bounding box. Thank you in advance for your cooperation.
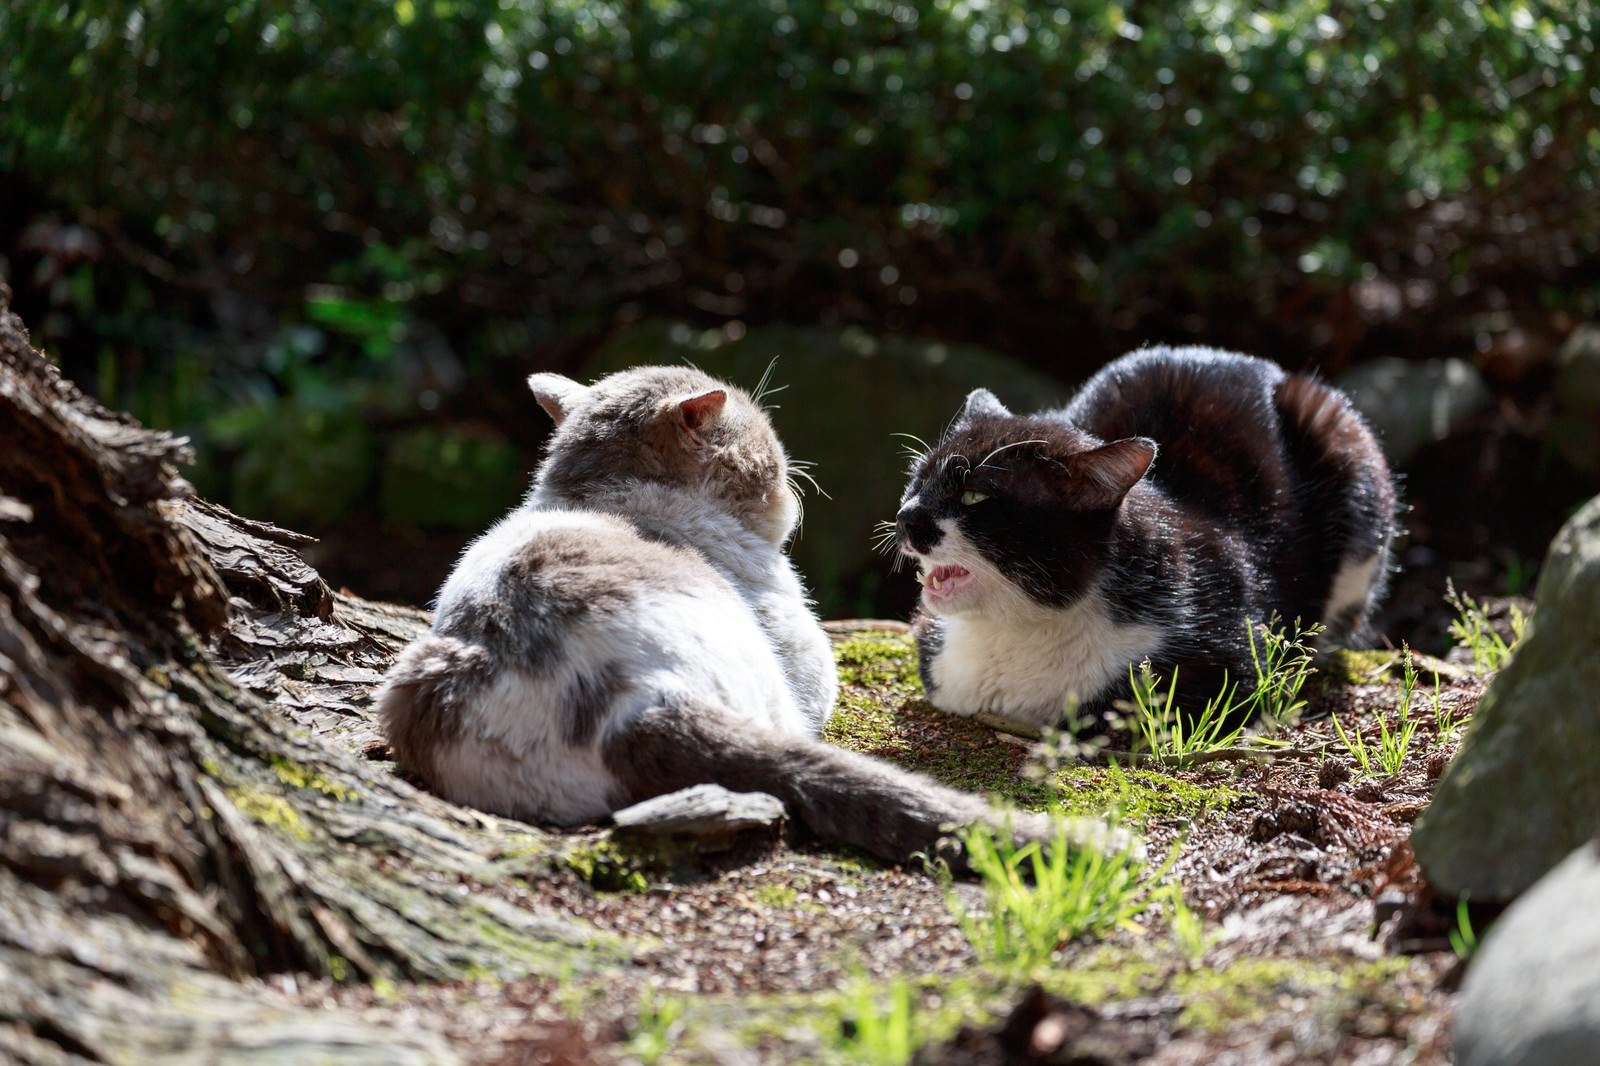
[715,971,1008,1064]
[492,835,554,866]
[270,756,359,802]
[565,842,651,893]
[826,632,1044,808]
[1317,647,1461,686]
[227,786,313,841]
[833,631,923,690]
[1317,648,1403,685]
[584,941,1429,1064]
[755,884,801,909]
[1050,764,1237,822]
[1034,946,1169,1003]
[1173,956,1414,1032]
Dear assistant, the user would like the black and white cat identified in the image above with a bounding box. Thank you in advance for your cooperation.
[896,346,1398,730]
[377,365,1083,865]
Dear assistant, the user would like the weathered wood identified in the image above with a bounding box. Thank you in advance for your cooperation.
[611,781,787,838]
[0,278,620,1063]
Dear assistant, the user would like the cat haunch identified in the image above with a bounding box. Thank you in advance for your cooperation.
[377,365,1083,866]
[897,346,1399,731]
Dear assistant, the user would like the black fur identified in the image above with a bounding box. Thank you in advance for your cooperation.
[898,346,1399,729]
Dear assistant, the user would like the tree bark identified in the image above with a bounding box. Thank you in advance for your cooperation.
[0,279,610,1063]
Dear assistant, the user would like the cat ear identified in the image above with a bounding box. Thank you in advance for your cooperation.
[1071,437,1157,510]
[954,388,1012,428]
[528,373,589,426]
[675,389,728,445]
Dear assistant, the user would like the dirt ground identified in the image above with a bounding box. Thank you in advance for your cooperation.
[261,587,1517,1065]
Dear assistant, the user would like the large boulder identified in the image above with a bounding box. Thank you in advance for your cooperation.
[1549,324,1600,480]
[587,322,1068,617]
[1412,493,1600,900]
[1454,836,1600,1066]
[1337,356,1492,466]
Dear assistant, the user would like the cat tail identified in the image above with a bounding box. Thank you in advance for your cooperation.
[374,635,494,784]
[601,700,1130,871]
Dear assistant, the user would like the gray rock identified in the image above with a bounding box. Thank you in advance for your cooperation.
[1337,356,1492,465]
[588,321,1067,616]
[1550,324,1600,479]
[1454,836,1600,1066]
[1413,493,1600,901]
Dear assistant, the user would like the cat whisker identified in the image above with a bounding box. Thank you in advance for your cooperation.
[786,481,806,543]
[787,460,830,500]
[942,453,973,477]
[870,522,915,573]
[892,432,932,459]
[752,360,791,412]
[751,355,780,406]
[976,438,1050,472]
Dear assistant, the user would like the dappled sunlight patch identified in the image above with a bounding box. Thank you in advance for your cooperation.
[1173,956,1414,1033]
[827,628,1052,807]
[1052,764,1238,823]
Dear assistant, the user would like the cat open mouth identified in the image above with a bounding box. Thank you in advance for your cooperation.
[920,564,975,604]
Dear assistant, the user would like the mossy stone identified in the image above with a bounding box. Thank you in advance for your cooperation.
[379,426,526,530]
[1413,493,1600,901]
[231,406,377,529]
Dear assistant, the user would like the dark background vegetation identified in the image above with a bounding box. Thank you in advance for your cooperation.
[3,0,1597,627]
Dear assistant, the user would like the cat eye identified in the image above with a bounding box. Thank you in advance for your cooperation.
[960,490,989,506]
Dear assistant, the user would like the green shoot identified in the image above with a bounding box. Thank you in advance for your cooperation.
[1241,617,1323,726]
[827,973,920,1066]
[1121,618,1318,760]
[1445,582,1526,673]
[1449,895,1478,959]
[1166,886,1211,963]
[627,987,686,1064]
[1429,664,1459,748]
[950,821,1169,972]
[1125,660,1249,759]
[1331,648,1423,778]
[1330,712,1372,777]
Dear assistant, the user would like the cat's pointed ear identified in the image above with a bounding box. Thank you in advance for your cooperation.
[1071,437,1157,510]
[676,389,728,445]
[528,373,589,426]
[955,388,1012,428]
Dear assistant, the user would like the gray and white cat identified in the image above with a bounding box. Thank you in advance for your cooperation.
[896,346,1398,732]
[377,365,1071,865]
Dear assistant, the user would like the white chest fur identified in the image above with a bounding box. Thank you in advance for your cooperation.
[927,591,1164,727]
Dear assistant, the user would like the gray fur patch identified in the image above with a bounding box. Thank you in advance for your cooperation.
[430,526,709,748]
[376,635,493,784]
[561,664,626,747]
[532,366,795,545]
[433,526,693,665]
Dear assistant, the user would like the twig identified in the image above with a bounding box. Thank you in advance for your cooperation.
[1070,742,1333,769]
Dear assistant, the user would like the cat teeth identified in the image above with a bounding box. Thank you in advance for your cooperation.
[921,565,971,593]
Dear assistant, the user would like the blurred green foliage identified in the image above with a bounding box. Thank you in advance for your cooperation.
[1,0,1597,555]
[7,0,1595,341]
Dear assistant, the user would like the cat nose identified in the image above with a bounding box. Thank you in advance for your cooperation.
[896,501,943,555]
